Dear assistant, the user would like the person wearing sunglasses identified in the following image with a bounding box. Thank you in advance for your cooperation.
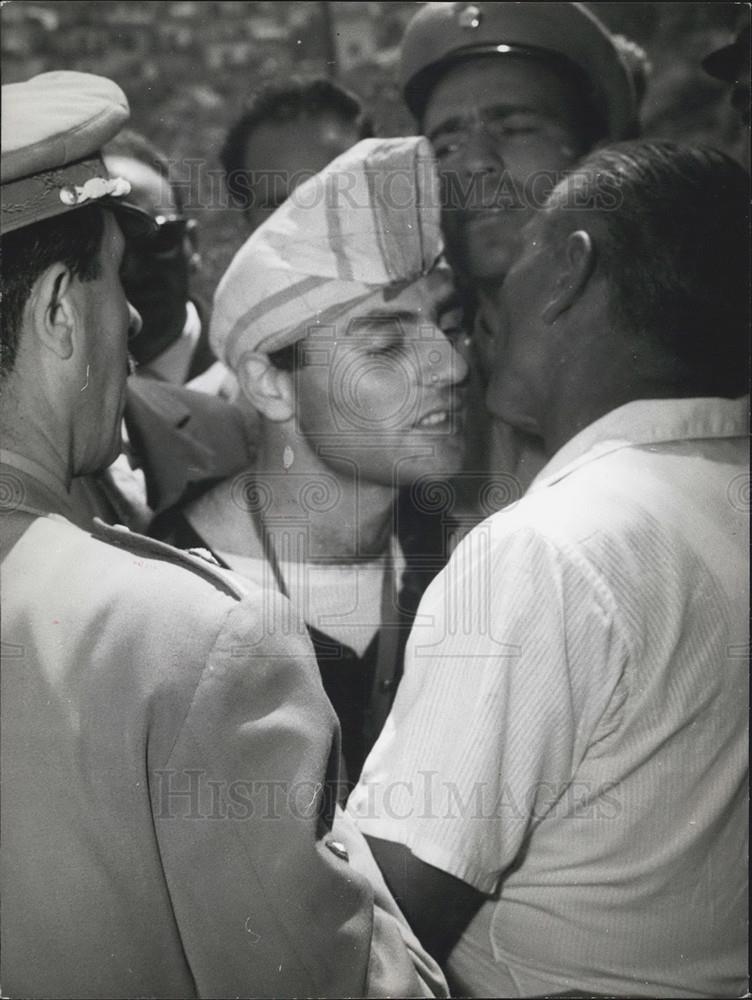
[103,129,213,385]
[69,130,254,532]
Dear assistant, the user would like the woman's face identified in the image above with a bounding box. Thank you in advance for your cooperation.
[293,269,469,487]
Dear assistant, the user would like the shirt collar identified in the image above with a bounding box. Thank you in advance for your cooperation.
[529,395,750,494]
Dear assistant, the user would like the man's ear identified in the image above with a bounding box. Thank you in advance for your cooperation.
[236,351,294,422]
[542,229,594,324]
[28,263,78,360]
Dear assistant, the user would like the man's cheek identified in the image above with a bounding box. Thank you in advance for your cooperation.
[473,320,498,377]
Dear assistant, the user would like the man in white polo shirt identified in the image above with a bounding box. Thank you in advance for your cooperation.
[348,140,749,998]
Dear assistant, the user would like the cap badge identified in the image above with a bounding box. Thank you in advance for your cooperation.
[457,4,482,30]
[59,174,131,207]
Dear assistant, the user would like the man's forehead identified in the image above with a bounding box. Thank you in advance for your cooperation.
[306,271,455,336]
[424,54,583,127]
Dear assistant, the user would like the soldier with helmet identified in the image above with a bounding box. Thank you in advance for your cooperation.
[399,1,641,504]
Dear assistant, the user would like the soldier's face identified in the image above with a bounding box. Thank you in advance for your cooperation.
[424,55,588,287]
[73,212,139,474]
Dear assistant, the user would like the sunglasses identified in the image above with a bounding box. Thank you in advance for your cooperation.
[129,215,197,259]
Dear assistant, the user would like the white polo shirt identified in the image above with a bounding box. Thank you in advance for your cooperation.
[348,396,749,999]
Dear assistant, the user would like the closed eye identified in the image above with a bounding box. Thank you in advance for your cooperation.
[366,341,403,358]
[486,118,544,139]
[431,111,552,158]
[436,293,465,341]
[439,311,464,340]
[349,313,409,342]
[433,134,464,160]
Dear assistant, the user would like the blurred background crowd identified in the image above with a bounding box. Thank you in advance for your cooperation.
[2,0,747,303]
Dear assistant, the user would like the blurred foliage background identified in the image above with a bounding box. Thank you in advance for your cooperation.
[3,1,748,303]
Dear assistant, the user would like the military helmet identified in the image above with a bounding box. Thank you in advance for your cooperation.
[400,1,638,139]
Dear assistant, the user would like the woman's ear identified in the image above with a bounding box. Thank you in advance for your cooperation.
[236,351,295,422]
[542,229,594,325]
[28,263,77,360]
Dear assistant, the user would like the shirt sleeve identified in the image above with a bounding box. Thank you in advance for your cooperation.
[348,521,630,894]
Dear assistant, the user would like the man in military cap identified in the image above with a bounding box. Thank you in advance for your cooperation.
[400,0,637,298]
[399,1,640,506]
[0,70,446,999]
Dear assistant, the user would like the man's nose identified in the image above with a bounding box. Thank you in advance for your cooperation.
[127,302,143,341]
[421,331,470,387]
[458,125,505,177]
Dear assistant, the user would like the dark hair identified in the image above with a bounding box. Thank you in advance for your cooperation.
[547,140,750,396]
[1,205,105,378]
[221,77,372,210]
[103,127,185,214]
[267,339,302,372]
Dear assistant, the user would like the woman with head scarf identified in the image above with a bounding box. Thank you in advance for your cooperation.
[153,137,469,785]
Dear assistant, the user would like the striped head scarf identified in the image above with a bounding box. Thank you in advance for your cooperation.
[210,136,443,371]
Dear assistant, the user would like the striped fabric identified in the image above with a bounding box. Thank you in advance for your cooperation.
[210,137,442,371]
[349,395,749,999]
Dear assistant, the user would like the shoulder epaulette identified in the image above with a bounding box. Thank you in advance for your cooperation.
[90,518,249,601]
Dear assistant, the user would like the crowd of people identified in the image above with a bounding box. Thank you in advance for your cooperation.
[1,2,749,998]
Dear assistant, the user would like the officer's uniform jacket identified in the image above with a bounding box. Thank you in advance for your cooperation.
[0,456,445,999]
